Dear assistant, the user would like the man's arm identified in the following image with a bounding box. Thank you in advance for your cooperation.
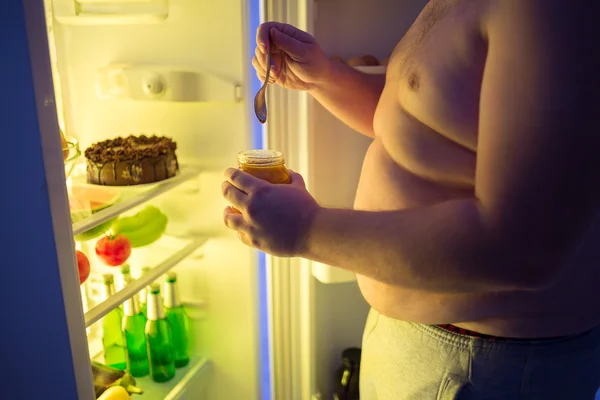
[257,21,385,138]
[310,61,385,138]
[301,0,600,293]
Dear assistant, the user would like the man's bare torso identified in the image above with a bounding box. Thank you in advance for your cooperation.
[355,0,600,338]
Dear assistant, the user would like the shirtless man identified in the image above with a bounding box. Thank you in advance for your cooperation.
[222,0,600,398]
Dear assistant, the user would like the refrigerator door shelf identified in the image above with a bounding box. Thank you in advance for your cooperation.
[84,236,208,327]
[312,261,357,284]
[97,65,243,103]
[71,164,202,236]
[53,0,168,25]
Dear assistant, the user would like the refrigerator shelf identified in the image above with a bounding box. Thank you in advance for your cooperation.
[137,356,212,400]
[72,165,202,237]
[89,354,212,400]
[84,236,208,327]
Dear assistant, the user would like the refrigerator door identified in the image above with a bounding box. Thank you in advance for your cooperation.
[264,0,430,398]
[15,0,269,399]
[3,1,93,398]
[302,1,429,396]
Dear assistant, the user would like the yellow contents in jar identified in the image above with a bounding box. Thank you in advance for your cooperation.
[230,150,290,214]
[237,149,291,184]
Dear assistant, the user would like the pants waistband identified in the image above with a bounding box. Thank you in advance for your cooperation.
[436,324,571,342]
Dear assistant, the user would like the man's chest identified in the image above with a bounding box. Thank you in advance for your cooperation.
[375,0,490,151]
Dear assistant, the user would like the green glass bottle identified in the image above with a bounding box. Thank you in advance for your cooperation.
[101,274,127,370]
[139,266,152,318]
[145,283,175,382]
[164,272,190,368]
[122,293,149,377]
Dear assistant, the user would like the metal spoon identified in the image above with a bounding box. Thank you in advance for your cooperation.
[254,43,272,124]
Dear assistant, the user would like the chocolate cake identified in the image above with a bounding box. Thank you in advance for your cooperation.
[84,135,179,186]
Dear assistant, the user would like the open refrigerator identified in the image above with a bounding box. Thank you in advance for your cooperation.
[5,0,427,399]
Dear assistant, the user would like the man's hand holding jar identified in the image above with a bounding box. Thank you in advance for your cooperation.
[222,150,320,257]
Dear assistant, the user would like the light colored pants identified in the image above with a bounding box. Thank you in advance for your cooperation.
[360,309,600,399]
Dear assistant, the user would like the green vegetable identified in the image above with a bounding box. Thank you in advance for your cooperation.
[111,206,168,248]
[112,206,162,233]
[119,213,167,247]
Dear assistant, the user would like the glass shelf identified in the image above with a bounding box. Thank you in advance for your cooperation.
[84,236,208,327]
[90,354,211,400]
[71,165,202,237]
[137,356,212,400]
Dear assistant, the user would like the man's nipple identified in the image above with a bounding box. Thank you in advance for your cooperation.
[408,72,421,91]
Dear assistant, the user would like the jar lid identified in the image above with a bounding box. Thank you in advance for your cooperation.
[238,149,284,166]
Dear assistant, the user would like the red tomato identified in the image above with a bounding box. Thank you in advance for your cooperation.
[95,234,132,267]
[76,250,90,284]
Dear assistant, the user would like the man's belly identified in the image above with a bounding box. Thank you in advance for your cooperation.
[353,139,600,338]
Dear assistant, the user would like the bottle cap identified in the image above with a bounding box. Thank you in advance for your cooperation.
[102,274,116,299]
[166,271,177,283]
[102,273,114,284]
[149,282,161,294]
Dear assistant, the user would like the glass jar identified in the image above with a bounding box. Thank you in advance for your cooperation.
[237,149,291,184]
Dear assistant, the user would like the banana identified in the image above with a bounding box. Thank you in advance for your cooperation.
[91,361,143,398]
